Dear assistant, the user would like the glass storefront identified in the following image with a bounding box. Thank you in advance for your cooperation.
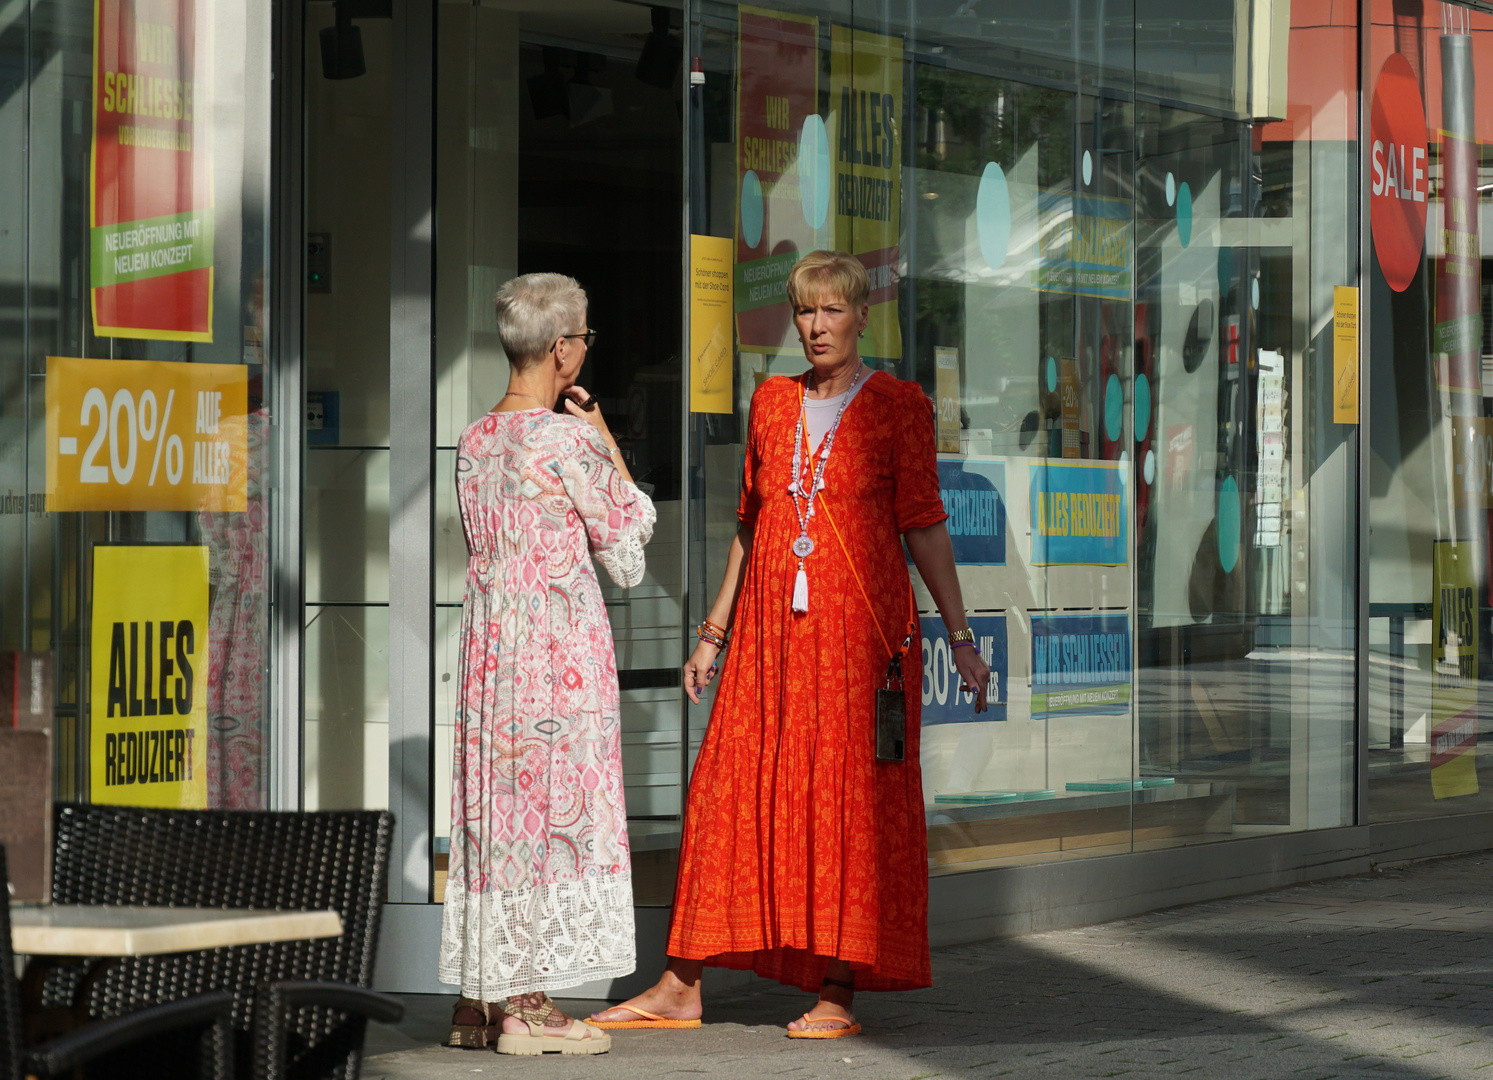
[684,0,1358,874]
[2,0,274,808]
[1367,0,1493,823]
[4,0,1493,962]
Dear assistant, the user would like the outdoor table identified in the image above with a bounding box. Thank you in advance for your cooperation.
[10,904,344,1043]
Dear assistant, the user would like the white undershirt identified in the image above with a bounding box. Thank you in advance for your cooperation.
[803,377,869,451]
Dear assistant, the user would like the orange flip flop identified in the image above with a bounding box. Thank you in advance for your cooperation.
[588,1004,702,1030]
[787,1014,861,1039]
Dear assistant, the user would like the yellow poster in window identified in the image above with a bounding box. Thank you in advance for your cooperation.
[829,23,901,362]
[46,356,248,512]
[1431,540,1478,800]
[90,545,209,808]
[690,234,735,414]
[1332,286,1359,424]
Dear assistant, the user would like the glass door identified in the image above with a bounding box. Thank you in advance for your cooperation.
[302,2,394,814]
[431,0,687,904]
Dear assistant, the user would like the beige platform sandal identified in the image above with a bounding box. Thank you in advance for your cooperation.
[448,997,504,1048]
[495,1018,611,1056]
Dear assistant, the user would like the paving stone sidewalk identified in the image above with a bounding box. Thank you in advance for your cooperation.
[364,851,1493,1080]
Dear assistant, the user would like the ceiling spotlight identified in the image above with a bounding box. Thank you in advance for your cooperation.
[636,5,681,89]
[528,47,571,120]
[319,3,365,80]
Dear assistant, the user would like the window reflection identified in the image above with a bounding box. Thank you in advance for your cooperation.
[1369,1,1493,821]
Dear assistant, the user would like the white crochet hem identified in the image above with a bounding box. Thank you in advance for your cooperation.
[437,871,637,998]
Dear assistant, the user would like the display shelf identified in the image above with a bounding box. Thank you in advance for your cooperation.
[928,781,1213,824]
[934,789,1057,805]
[1367,747,1431,778]
[1066,777,1176,792]
[926,783,1235,870]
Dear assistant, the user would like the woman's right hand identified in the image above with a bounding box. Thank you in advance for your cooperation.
[683,640,723,704]
[563,383,635,483]
[561,384,614,442]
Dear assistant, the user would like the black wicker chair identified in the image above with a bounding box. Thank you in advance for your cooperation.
[41,804,402,1080]
[3,844,236,1080]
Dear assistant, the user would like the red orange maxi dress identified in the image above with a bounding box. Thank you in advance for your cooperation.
[667,370,947,992]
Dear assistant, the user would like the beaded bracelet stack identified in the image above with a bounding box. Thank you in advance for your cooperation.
[697,617,729,649]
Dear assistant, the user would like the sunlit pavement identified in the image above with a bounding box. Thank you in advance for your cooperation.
[364,850,1493,1079]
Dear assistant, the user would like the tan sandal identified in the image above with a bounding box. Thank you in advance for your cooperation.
[506,993,558,1025]
[448,998,505,1048]
[496,1018,611,1056]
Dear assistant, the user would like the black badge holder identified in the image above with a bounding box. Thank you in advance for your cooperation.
[818,491,918,765]
[875,637,912,763]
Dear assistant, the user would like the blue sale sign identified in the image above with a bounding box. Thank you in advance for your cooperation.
[1029,461,1128,566]
[919,614,1007,724]
[937,459,1005,565]
[1030,612,1131,719]
[1034,191,1131,301]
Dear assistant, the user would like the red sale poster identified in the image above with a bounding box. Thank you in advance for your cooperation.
[734,7,819,351]
[91,0,213,342]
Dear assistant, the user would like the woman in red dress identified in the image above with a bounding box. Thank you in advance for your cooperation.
[592,251,990,1037]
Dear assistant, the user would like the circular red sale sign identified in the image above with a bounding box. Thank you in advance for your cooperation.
[1370,53,1429,293]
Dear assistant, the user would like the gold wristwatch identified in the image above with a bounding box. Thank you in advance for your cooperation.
[948,627,975,645]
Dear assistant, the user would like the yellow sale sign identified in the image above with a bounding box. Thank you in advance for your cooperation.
[1431,540,1479,800]
[690,234,735,415]
[90,545,209,808]
[46,356,247,512]
[829,23,902,362]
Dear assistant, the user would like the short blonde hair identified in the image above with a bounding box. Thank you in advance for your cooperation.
[785,250,869,309]
[493,273,588,369]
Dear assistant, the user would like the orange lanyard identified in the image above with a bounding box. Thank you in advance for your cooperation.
[819,494,919,673]
[795,378,918,670]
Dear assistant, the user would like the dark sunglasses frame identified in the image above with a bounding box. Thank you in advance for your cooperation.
[559,329,598,348]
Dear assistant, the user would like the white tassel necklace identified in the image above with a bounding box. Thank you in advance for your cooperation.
[788,366,866,614]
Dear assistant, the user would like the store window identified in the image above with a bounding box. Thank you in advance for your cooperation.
[686,0,1135,873]
[685,0,1360,874]
[1368,1,1493,822]
[1,0,274,808]
[1133,2,1359,845]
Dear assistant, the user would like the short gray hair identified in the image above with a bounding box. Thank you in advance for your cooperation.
[493,273,588,369]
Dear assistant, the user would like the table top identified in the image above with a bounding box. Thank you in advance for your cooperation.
[9,905,344,957]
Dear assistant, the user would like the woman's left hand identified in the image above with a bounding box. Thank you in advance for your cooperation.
[952,645,992,713]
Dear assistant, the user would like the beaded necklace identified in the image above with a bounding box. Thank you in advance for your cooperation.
[788,365,866,613]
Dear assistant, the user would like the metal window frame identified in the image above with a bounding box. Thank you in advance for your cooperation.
[387,0,438,904]
[271,0,436,891]
[1354,0,1370,827]
[270,0,307,812]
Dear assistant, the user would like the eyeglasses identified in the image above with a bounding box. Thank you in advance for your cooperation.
[560,329,598,349]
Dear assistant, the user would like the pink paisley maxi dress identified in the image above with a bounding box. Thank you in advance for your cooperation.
[438,408,656,998]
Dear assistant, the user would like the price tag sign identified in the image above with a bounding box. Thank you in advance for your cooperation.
[934,346,960,453]
[1451,415,1493,509]
[920,614,1006,724]
[1060,357,1081,458]
[46,356,247,512]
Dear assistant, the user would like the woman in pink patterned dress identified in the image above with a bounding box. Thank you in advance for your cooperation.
[439,273,655,1057]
